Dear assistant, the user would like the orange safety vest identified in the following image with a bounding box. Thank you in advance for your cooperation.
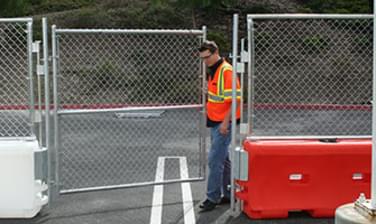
[207,60,241,122]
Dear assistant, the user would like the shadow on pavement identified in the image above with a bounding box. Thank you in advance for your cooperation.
[195,205,335,224]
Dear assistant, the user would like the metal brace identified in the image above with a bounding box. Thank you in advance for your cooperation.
[234,146,248,181]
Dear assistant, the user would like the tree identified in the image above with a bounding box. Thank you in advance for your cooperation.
[0,0,30,17]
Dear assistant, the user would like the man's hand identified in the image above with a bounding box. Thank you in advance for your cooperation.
[219,121,229,135]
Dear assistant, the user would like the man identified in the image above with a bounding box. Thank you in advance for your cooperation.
[198,40,241,211]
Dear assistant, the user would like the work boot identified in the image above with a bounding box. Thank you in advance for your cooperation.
[199,199,217,212]
[218,197,230,204]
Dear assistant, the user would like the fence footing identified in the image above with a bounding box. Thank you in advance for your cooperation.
[335,203,376,224]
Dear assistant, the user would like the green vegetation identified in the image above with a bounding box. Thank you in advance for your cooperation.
[207,31,231,54]
[302,35,329,54]
[0,0,372,55]
[1,0,372,19]
[152,0,237,10]
[298,0,371,13]
[0,0,31,17]
[242,4,273,13]
[82,61,122,91]
[0,0,94,16]
[0,0,372,106]
[32,0,94,14]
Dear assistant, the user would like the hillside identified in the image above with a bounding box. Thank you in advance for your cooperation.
[0,0,373,122]
[0,0,372,53]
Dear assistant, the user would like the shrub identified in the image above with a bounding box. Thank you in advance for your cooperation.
[242,4,273,13]
[298,0,371,13]
[207,31,231,55]
[0,0,29,17]
[31,0,94,14]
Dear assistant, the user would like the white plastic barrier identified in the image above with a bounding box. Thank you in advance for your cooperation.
[0,139,48,218]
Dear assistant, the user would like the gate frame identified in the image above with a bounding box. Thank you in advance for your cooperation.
[246,13,374,139]
[50,26,208,195]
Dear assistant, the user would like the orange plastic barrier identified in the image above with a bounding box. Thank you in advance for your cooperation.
[236,139,371,219]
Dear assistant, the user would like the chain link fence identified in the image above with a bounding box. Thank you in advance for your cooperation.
[0,19,33,137]
[53,29,205,192]
[55,31,202,108]
[248,16,372,136]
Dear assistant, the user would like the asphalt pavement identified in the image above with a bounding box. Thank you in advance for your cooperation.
[1,178,334,224]
[0,108,368,224]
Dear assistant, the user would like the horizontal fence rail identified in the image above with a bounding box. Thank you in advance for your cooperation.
[247,14,373,20]
[0,18,33,23]
[55,28,204,35]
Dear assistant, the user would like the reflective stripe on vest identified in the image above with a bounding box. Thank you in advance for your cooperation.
[207,60,241,122]
[208,93,224,102]
[209,64,232,103]
[223,89,241,100]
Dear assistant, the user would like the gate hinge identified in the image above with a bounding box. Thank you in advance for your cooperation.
[236,62,244,74]
[32,41,41,53]
[240,123,248,135]
[234,146,248,181]
[33,110,42,123]
[37,65,44,75]
[241,50,248,63]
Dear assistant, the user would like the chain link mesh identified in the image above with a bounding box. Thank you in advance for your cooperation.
[249,18,372,136]
[59,109,201,190]
[57,32,201,107]
[0,21,32,137]
[55,30,203,191]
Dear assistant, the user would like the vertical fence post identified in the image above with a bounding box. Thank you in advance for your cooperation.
[371,0,376,208]
[27,21,35,136]
[231,13,239,213]
[247,18,254,136]
[51,24,59,199]
[35,40,43,145]
[240,38,244,122]
[42,17,53,202]
[201,26,207,179]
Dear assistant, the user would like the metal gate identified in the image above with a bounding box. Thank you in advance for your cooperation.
[246,14,373,137]
[51,27,207,194]
[0,18,34,138]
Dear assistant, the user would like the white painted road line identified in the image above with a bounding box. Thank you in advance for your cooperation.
[180,157,196,224]
[150,156,196,224]
[150,157,165,224]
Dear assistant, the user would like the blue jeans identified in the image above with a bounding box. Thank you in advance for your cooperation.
[207,123,231,203]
